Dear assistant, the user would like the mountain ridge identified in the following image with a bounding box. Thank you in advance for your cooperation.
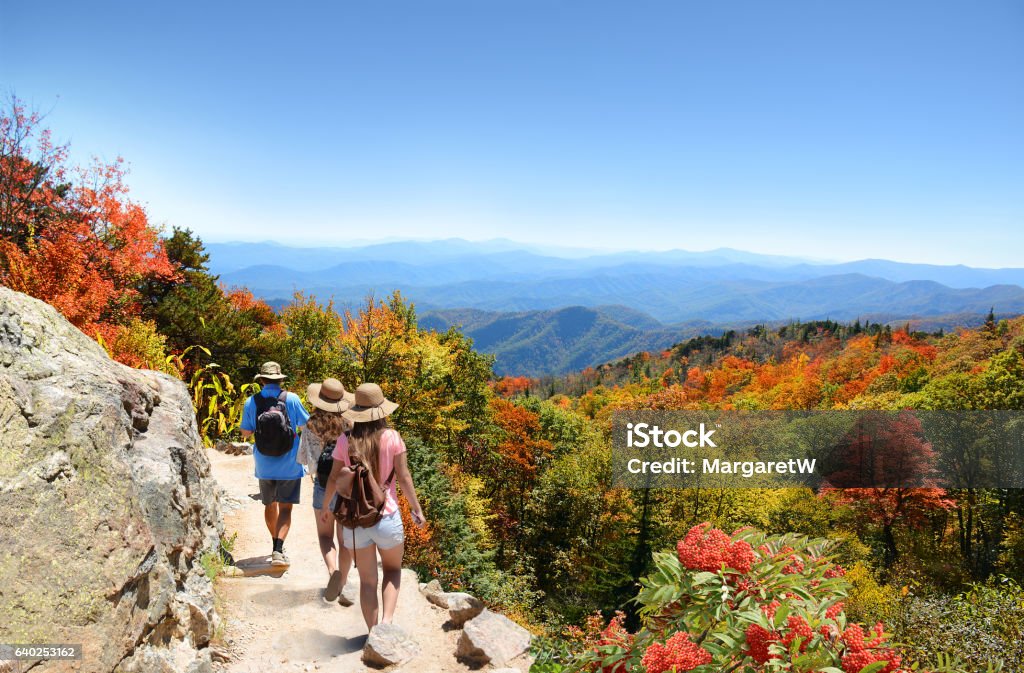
[420,305,713,376]
[208,240,1024,375]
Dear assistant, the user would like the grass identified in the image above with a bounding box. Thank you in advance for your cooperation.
[199,531,238,582]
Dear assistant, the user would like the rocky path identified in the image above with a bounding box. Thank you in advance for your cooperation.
[207,449,532,673]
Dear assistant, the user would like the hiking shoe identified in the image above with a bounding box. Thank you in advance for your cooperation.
[325,570,342,601]
[270,550,289,567]
[338,580,356,607]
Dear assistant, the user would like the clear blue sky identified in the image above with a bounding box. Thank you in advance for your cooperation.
[3,1,1022,266]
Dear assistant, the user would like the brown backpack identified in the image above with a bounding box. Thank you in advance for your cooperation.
[332,458,395,530]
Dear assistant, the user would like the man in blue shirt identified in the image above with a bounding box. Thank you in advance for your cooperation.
[240,362,310,566]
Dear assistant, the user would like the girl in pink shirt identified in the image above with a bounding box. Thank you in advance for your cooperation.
[332,428,406,517]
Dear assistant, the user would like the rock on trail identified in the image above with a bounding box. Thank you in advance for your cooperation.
[362,623,422,667]
[457,610,533,667]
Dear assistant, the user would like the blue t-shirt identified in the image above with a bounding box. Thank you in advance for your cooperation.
[241,384,309,480]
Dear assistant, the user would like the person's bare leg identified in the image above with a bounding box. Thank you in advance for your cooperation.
[355,544,379,629]
[275,503,293,542]
[337,522,353,584]
[378,542,404,624]
[316,509,338,574]
[264,503,278,538]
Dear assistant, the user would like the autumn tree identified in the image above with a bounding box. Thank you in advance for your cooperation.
[277,292,347,386]
[1,96,177,335]
[486,398,553,566]
[334,292,493,448]
[0,96,70,245]
[823,411,955,567]
[493,375,533,398]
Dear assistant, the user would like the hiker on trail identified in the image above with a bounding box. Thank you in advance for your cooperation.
[320,382,426,631]
[298,378,355,604]
[241,361,310,567]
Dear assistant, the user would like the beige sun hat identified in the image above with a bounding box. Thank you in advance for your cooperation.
[342,383,399,423]
[254,361,287,381]
[306,378,355,413]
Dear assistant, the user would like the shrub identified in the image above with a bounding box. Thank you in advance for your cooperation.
[565,523,981,673]
[199,532,238,581]
[96,318,178,375]
[187,356,258,446]
[843,562,897,624]
[892,577,1024,673]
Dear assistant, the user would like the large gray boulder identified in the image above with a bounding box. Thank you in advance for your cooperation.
[0,288,223,672]
[456,609,532,667]
[420,578,449,608]
[362,623,421,667]
[446,591,484,627]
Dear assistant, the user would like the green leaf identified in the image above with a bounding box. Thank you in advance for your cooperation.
[714,632,737,649]
[856,662,891,673]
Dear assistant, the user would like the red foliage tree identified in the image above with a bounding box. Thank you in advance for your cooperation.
[823,411,955,566]
[0,97,177,335]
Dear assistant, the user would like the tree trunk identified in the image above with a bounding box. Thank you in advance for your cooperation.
[882,522,898,568]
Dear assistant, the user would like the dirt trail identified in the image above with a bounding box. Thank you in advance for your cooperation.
[208,449,490,673]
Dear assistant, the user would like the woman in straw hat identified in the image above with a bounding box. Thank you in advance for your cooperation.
[298,378,356,604]
[319,383,425,630]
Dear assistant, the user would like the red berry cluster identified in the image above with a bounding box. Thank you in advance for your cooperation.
[780,615,813,651]
[597,613,633,648]
[641,632,713,673]
[837,624,905,673]
[676,523,757,573]
[729,539,757,573]
[744,623,777,664]
[744,611,814,663]
[826,602,844,620]
[597,524,920,673]
[825,564,847,579]
[587,612,634,673]
[779,547,805,575]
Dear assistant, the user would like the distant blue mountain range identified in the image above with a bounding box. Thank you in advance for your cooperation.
[206,239,1024,374]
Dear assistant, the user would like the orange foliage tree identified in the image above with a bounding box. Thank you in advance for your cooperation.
[487,398,554,562]
[0,97,177,335]
[493,375,533,397]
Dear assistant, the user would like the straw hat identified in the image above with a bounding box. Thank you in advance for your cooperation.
[306,378,355,413]
[342,383,399,423]
[254,361,287,381]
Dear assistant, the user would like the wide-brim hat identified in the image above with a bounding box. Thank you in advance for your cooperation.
[307,378,355,413]
[342,383,399,423]
[254,361,287,381]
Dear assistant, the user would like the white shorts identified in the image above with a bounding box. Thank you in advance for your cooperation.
[342,511,404,550]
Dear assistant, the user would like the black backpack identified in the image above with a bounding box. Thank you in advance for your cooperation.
[253,392,295,457]
[316,440,337,489]
[316,431,350,488]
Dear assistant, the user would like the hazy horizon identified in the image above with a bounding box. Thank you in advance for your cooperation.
[201,236,1024,270]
